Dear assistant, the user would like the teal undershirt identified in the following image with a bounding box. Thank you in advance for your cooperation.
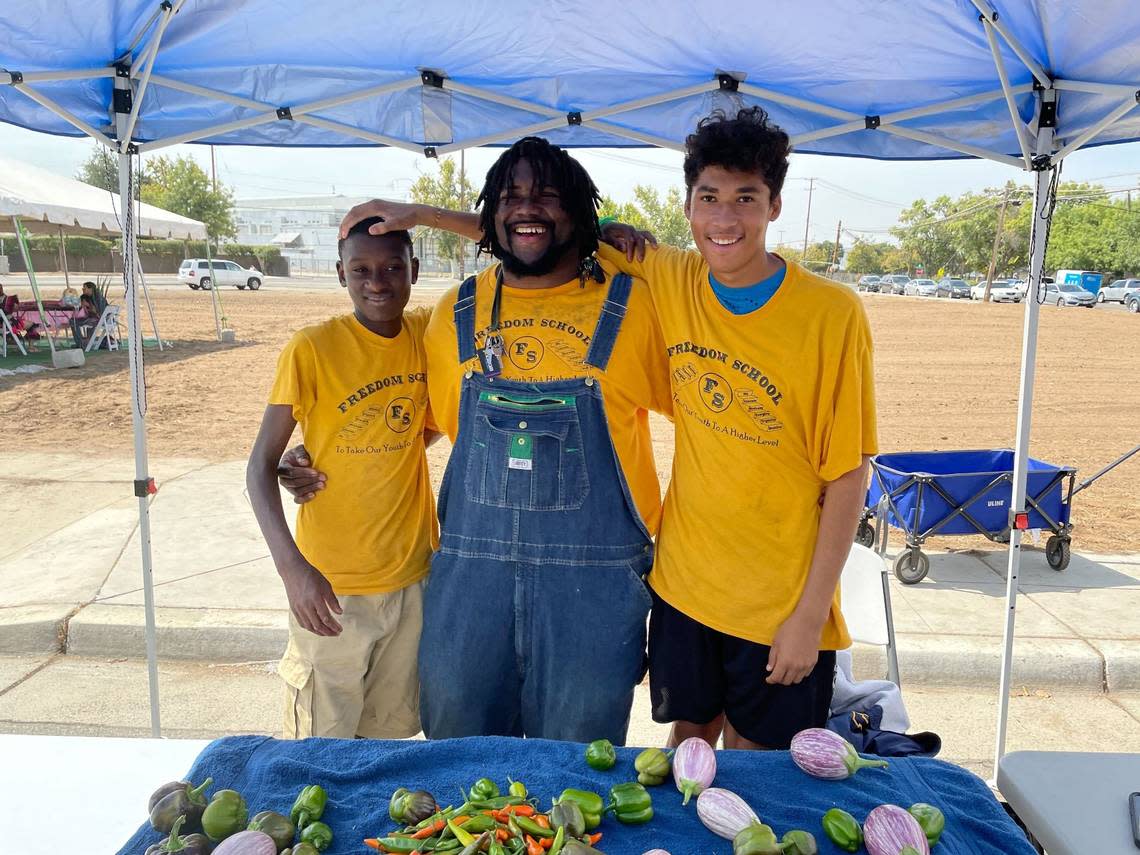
[708,264,787,314]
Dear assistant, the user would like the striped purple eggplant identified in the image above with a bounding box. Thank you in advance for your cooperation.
[640,851,672,855]
[864,804,931,855]
[789,728,889,780]
[696,787,761,839]
[673,736,717,805]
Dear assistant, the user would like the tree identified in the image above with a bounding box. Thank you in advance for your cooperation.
[632,186,692,249]
[76,144,121,193]
[140,155,236,241]
[803,239,843,270]
[409,157,478,275]
[845,239,892,275]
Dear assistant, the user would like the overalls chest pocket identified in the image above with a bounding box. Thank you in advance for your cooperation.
[464,390,590,511]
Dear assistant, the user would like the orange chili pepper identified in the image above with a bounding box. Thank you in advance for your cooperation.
[451,815,471,826]
[503,804,537,816]
[587,832,603,845]
[496,828,510,842]
[534,815,551,830]
[539,837,554,849]
[363,840,382,851]
[525,835,544,855]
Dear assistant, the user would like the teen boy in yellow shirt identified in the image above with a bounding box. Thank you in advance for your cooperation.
[246,219,437,739]
[601,106,877,750]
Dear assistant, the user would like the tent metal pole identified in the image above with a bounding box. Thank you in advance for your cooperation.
[148,74,270,110]
[994,97,1056,776]
[584,120,686,151]
[738,82,855,120]
[792,119,867,146]
[58,226,70,289]
[293,115,437,154]
[1055,79,1140,98]
[968,0,1051,85]
[137,112,285,152]
[12,216,57,355]
[135,252,164,352]
[6,69,115,83]
[120,0,184,149]
[982,18,1035,167]
[205,240,223,341]
[442,79,565,117]
[1053,96,1140,161]
[437,117,569,153]
[879,124,1025,168]
[114,72,162,739]
[8,83,116,146]
[118,4,165,63]
[280,76,422,116]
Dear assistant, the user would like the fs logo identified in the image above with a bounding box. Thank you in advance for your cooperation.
[508,336,544,370]
[698,373,732,413]
[385,397,416,433]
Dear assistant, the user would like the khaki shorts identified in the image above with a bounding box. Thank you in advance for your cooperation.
[278,579,424,739]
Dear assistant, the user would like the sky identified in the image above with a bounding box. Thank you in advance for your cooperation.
[3,120,1138,250]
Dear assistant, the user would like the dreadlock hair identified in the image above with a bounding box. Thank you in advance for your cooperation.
[683,106,791,199]
[475,137,601,263]
[337,216,413,258]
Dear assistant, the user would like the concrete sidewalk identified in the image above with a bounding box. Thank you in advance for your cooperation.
[3,452,1139,691]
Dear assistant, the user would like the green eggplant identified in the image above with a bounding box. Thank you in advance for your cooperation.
[634,748,672,780]
[248,810,296,852]
[201,789,249,842]
[781,829,819,855]
[908,802,946,846]
[733,822,782,855]
[821,808,863,852]
[585,739,616,771]
[149,777,213,833]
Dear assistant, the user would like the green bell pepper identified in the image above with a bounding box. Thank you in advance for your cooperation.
[248,810,296,852]
[606,781,653,825]
[633,747,671,785]
[821,808,863,853]
[781,829,819,855]
[300,820,333,851]
[554,789,603,831]
[908,802,946,846]
[290,784,329,829]
[584,738,616,771]
[549,801,586,838]
[468,778,500,802]
[732,822,782,855]
[201,789,249,842]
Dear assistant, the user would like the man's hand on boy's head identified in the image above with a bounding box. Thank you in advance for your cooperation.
[601,222,658,262]
[278,444,326,504]
[339,199,421,239]
[280,559,343,637]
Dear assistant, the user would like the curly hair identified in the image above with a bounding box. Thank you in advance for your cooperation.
[683,106,791,199]
[475,136,601,262]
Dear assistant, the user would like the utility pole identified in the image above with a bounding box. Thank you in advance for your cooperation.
[830,219,842,271]
[983,186,1011,303]
[1128,190,1132,212]
[210,145,217,192]
[802,177,815,259]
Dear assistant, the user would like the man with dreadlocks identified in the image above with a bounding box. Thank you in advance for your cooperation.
[320,137,673,742]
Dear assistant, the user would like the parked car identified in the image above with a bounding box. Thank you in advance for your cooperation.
[881,274,911,295]
[178,258,263,291]
[969,278,1022,302]
[935,277,971,299]
[1039,281,1096,307]
[1098,278,1140,303]
[905,278,938,297]
[1124,291,1140,313]
[857,275,882,292]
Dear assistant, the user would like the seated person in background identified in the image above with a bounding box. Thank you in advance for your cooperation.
[60,284,80,308]
[71,281,106,347]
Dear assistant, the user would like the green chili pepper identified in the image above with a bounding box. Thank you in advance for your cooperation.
[821,808,863,853]
[554,789,603,831]
[375,838,427,854]
[468,778,500,801]
[508,779,528,799]
[300,820,332,852]
[781,829,819,855]
[606,781,653,825]
[908,802,946,846]
[634,747,672,782]
[732,822,782,855]
[547,826,566,855]
[200,789,249,842]
[461,814,498,834]
[515,815,554,839]
[584,738,616,771]
[290,784,328,829]
[448,818,476,847]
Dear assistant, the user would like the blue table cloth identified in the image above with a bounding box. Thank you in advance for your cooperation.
[118,736,1034,854]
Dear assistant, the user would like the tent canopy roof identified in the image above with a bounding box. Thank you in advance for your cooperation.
[1,0,1138,167]
[0,154,207,239]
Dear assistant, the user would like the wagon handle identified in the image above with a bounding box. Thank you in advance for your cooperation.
[1071,443,1140,497]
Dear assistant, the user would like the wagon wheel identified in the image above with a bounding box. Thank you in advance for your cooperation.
[1045,536,1071,571]
[854,520,876,549]
[893,548,930,584]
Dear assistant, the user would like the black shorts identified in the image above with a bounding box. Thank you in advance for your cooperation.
[648,589,836,749]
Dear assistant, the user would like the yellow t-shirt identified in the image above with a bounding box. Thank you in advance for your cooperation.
[598,244,878,648]
[424,259,673,533]
[268,309,439,595]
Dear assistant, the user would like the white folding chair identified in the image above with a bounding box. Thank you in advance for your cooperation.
[84,305,121,352]
[1,310,27,357]
[840,543,901,686]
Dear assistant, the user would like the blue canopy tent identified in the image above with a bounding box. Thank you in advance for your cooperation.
[3,0,1138,773]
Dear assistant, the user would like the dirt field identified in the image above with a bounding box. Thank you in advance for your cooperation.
[3,283,1137,552]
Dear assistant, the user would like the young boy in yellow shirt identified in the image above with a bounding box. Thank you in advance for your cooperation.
[246,218,437,739]
[600,107,878,750]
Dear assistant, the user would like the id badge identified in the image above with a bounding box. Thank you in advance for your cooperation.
[478,334,505,378]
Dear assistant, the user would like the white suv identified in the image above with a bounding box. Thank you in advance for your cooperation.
[178,258,262,291]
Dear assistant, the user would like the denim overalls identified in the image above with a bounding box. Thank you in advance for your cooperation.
[418,268,654,744]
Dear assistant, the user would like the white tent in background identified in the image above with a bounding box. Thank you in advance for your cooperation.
[0,153,206,238]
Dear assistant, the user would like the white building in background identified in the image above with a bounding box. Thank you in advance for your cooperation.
[233,193,485,276]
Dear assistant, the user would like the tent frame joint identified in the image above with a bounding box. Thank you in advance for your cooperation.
[567,111,582,125]
[1031,154,1052,172]
[420,69,445,89]
[424,145,438,158]
[114,63,131,79]
[276,106,293,121]
[865,115,881,130]
[717,73,740,92]
[6,71,23,85]
[1038,96,1057,128]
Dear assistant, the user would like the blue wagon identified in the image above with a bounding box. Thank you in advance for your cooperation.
[855,449,1076,583]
